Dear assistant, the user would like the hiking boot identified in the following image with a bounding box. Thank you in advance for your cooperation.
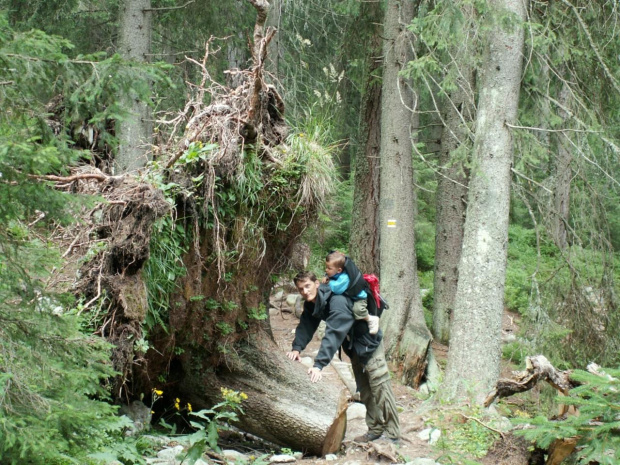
[353,432,382,443]
[367,315,380,335]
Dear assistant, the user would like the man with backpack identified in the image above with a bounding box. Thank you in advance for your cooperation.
[286,269,400,444]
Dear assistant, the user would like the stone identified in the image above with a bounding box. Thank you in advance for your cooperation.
[300,357,314,368]
[119,400,152,434]
[492,416,513,432]
[269,308,279,316]
[294,296,303,318]
[418,383,430,397]
[222,449,247,461]
[286,293,298,306]
[346,402,366,420]
[269,454,296,463]
[324,453,338,461]
[417,427,441,445]
[141,435,171,447]
[156,445,184,461]
[405,459,440,465]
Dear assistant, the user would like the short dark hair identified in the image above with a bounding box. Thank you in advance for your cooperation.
[325,251,346,268]
[293,270,318,285]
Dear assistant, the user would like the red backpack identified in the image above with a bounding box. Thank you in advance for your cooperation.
[363,273,389,318]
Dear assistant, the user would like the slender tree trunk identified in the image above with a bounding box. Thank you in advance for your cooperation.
[378,0,433,388]
[443,0,527,403]
[349,0,383,274]
[265,0,282,80]
[432,3,475,344]
[552,77,572,249]
[116,0,152,174]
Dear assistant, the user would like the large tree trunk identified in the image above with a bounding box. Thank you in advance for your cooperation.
[182,330,347,456]
[378,0,433,388]
[349,0,383,274]
[443,0,527,403]
[432,2,475,345]
[116,0,153,174]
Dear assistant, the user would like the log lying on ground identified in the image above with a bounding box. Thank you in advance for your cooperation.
[484,355,578,407]
[182,330,348,456]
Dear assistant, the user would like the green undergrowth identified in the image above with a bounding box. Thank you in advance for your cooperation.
[504,225,620,369]
[425,404,503,465]
[514,367,620,465]
[143,214,190,332]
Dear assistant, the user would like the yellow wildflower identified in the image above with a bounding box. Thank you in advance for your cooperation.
[153,389,163,396]
[187,403,192,412]
[240,392,248,400]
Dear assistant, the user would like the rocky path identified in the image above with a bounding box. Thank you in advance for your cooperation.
[268,285,441,465]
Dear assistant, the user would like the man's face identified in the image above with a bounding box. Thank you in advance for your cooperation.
[296,278,320,302]
[325,261,342,278]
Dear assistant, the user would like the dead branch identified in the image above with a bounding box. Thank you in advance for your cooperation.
[31,173,114,183]
[459,413,506,439]
[484,355,579,407]
[246,0,274,126]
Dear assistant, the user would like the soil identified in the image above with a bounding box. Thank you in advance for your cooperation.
[267,294,530,465]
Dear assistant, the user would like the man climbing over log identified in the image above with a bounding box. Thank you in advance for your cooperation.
[286,271,401,444]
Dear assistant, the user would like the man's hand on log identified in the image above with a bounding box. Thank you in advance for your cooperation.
[286,350,301,361]
[308,367,322,383]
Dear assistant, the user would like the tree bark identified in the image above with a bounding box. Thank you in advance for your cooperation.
[443,0,528,403]
[432,2,475,344]
[349,0,383,274]
[378,0,433,388]
[551,76,572,250]
[265,0,282,80]
[116,0,153,174]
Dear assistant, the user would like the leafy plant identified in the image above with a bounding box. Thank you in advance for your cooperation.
[181,388,248,464]
[247,304,268,320]
[216,322,234,335]
[143,214,190,332]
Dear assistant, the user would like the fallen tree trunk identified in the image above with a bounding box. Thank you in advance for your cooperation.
[484,355,578,407]
[182,330,347,456]
[64,0,343,455]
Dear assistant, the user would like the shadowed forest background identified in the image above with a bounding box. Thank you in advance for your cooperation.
[1,0,619,464]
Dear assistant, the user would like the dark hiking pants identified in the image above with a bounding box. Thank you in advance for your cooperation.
[350,340,400,439]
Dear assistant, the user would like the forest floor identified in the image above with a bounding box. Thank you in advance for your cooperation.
[267,286,530,465]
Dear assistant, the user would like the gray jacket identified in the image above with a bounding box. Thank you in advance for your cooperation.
[291,284,382,369]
